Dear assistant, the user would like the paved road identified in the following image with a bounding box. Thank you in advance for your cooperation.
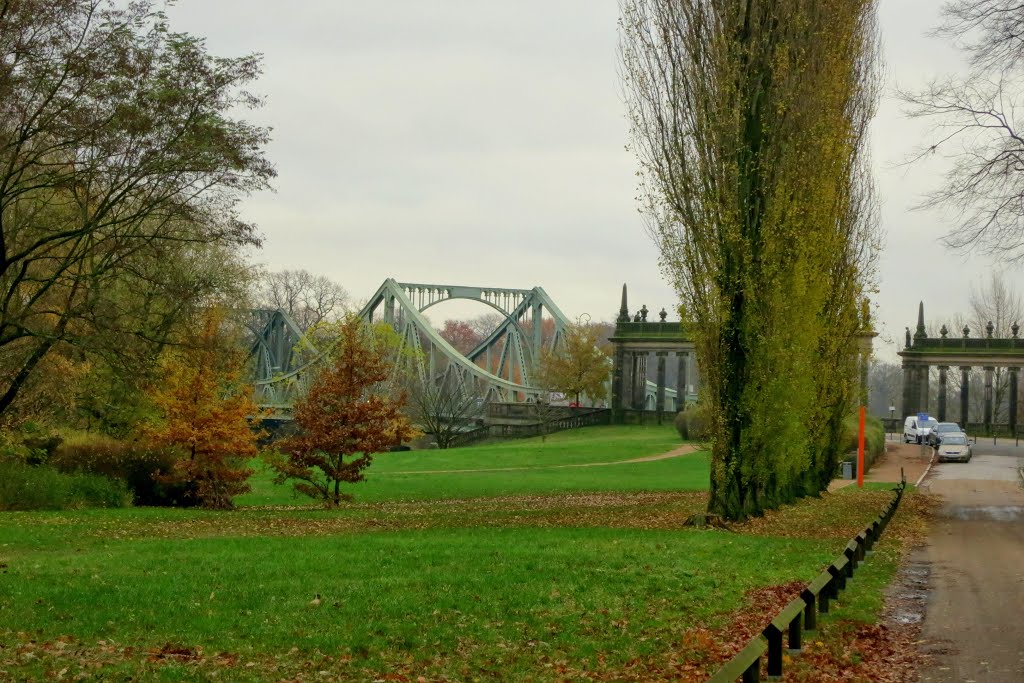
[916,439,1024,682]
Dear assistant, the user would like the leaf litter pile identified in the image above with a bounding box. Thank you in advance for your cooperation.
[0,489,934,682]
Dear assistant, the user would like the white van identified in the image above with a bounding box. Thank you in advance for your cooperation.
[903,415,938,444]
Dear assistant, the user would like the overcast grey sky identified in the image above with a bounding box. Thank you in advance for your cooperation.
[165,1,1015,362]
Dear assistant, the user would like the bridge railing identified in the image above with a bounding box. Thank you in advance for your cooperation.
[437,408,612,447]
[490,408,611,439]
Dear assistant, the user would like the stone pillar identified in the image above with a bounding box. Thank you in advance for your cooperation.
[640,354,649,410]
[655,352,667,424]
[960,367,970,425]
[690,352,699,397]
[1010,368,1019,435]
[676,351,688,409]
[902,364,916,416]
[625,352,636,410]
[937,366,948,421]
[611,345,625,416]
[632,352,648,416]
[984,366,994,434]
[918,364,930,413]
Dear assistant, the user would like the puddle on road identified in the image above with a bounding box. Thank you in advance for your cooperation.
[885,560,931,628]
[894,611,922,624]
[947,505,1024,521]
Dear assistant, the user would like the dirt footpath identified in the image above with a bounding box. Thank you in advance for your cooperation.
[915,448,1024,682]
[829,439,933,490]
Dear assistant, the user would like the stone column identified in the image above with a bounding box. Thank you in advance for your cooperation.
[918,364,930,413]
[655,352,667,424]
[902,364,916,416]
[640,353,649,411]
[937,366,948,421]
[626,352,637,410]
[632,352,648,417]
[611,345,625,417]
[1010,368,1019,435]
[676,351,688,409]
[690,352,699,397]
[984,366,994,434]
[960,367,970,425]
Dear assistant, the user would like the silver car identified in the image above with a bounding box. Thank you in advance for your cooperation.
[929,421,963,448]
[936,432,972,463]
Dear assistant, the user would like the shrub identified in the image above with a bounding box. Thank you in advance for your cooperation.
[0,424,64,466]
[51,438,196,507]
[0,460,130,511]
[841,414,885,471]
[674,402,708,441]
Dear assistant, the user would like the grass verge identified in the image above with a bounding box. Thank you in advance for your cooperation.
[0,425,926,682]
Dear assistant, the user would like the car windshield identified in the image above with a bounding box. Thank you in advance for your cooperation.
[937,423,960,432]
[943,435,966,445]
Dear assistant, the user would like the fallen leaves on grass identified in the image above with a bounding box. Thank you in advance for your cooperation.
[0,486,936,682]
[781,621,922,682]
[735,489,896,540]
[18,492,709,542]
[145,643,203,663]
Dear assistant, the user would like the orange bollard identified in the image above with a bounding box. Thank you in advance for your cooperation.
[857,405,865,488]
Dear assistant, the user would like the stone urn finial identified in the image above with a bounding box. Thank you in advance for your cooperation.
[659,307,667,322]
[986,320,995,338]
[640,304,649,322]
[940,324,948,339]
[1013,322,1020,339]
[963,325,970,338]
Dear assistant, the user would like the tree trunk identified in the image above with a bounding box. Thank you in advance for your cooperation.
[0,338,56,416]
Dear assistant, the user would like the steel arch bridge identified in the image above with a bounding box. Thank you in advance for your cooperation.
[359,278,569,402]
[247,279,676,415]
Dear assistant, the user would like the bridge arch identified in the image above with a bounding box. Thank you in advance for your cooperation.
[359,278,569,400]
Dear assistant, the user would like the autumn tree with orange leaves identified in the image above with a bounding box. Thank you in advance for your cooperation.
[144,309,260,509]
[274,315,418,505]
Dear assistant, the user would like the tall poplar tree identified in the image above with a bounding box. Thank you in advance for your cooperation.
[621,0,881,519]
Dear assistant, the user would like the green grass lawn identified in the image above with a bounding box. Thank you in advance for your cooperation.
[239,424,704,505]
[0,425,916,682]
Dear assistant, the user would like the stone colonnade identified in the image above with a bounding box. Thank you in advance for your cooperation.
[612,348,698,414]
[898,301,1024,434]
[608,284,696,423]
[902,362,1019,433]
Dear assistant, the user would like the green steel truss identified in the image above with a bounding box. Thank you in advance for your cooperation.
[247,308,321,415]
[248,281,682,415]
[359,278,570,402]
